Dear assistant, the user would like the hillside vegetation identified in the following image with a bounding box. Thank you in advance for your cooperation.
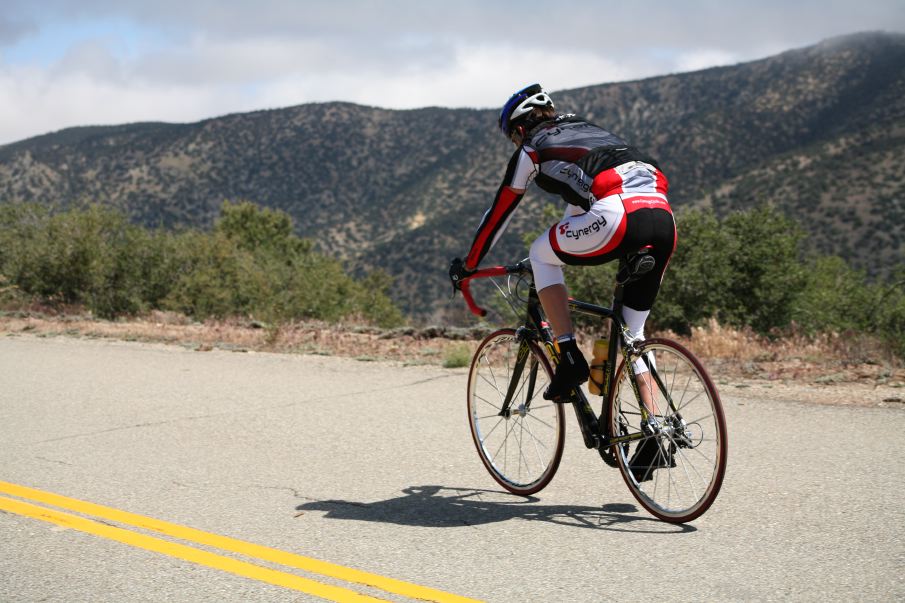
[0,32,903,321]
[0,202,402,327]
[1,203,902,359]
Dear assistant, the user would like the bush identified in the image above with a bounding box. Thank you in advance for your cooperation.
[519,203,903,358]
[0,203,170,316]
[793,258,905,358]
[442,344,473,368]
[654,208,734,333]
[791,256,873,334]
[720,206,807,333]
[0,201,404,327]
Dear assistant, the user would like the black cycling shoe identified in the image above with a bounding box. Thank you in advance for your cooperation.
[543,339,589,403]
[629,437,676,482]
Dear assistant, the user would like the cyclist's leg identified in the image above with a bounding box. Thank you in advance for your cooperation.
[528,195,627,325]
[528,202,586,337]
[620,206,677,415]
[622,306,660,414]
[529,203,611,398]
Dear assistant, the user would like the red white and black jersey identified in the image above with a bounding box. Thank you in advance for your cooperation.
[465,115,669,270]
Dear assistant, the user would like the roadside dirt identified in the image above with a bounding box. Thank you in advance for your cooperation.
[1,312,902,409]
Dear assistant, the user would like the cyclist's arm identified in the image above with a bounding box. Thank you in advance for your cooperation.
[464,147,537,270]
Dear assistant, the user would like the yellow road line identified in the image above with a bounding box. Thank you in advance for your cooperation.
[0,481,482,603]
[0,496,386,602]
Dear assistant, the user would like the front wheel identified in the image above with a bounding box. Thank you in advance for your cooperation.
[608,338,727,523]
[467,329,565,495]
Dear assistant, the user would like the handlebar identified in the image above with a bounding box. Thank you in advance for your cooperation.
[458,261,531,317]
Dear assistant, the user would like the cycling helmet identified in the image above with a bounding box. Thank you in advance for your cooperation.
[499,83,554,137]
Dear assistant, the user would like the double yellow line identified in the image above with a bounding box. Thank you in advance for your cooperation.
[0,481,481,602]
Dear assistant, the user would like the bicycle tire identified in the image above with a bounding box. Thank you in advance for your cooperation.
[467,329,566,496]
[607,338,727,523]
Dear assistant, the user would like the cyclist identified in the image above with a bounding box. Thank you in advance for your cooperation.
[450,83,676,403]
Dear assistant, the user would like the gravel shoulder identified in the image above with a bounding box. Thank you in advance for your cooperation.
[2,313,903,410]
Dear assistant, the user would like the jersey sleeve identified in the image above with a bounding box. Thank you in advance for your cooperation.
[464,147,537,270]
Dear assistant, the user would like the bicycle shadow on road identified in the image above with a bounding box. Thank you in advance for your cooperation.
[295,485,695,534]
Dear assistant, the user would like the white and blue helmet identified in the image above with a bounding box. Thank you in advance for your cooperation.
[498,83,554,137]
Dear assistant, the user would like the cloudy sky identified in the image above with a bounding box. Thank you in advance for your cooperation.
[1,0,903,145]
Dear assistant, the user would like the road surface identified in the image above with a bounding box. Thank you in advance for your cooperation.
[1,336,903,602]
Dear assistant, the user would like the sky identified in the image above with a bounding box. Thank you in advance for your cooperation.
[1,1,903,145]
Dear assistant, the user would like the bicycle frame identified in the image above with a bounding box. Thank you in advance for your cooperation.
[460,263,682,457]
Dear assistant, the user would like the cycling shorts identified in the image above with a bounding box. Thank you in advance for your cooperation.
[529,193,676,311]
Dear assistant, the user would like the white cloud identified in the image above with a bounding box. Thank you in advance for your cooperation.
[0,0,903,144]
[0,65,232,142]
[253,44,642,110]
[673,49,742,73]
[0,39,652,143]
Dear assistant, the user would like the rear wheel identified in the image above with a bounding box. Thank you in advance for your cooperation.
[608,338,727,523]
[467,329,565,495]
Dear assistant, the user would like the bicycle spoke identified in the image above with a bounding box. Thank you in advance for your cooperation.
[687,443,717,466]
[519,419,544,474]
[668,355,679,402]
[480,352,500,391]
[474,394,502,411]
[522,420,551,457]
[683,412,714,425]
[478,371,505,407]
[675,447,708,497]
[525,412,557,431]
[515,419,534,480]
[663,432,701,502]
[525,436,550,455]
[675,389,707,415]
[666,456,680,509]
[610,340,726,522]
[492,418,518,461]
[475,412,503,420]
[478,415,505,441]
[517,419,525,481]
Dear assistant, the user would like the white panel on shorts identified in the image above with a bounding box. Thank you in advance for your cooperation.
[550,194,625,256]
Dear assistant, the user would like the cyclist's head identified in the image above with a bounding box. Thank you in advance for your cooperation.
[499,83,555,143]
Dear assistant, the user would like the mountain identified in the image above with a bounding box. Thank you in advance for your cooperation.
[1,31,903,321]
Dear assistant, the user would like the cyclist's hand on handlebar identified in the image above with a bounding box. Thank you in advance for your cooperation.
[448,257,475,291]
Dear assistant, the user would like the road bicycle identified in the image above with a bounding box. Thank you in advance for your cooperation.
[456,251,727,523]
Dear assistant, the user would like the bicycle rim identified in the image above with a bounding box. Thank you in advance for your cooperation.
[608,338,727,523]
[467,329,565,496]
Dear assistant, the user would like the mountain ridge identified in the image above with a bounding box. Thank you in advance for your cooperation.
[1,31,903,320]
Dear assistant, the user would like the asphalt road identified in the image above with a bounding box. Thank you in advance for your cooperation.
[1,336,903,602]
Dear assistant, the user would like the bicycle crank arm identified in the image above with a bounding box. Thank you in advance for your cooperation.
[569,390,601,449]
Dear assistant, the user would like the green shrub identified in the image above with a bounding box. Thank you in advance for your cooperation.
[0,203,166,316]
[652,208,734,333]
[791,256,873,333]
[518,203,903,358]
[0,201,404,327]
[793,259,905,358]
[720,206,807,333]
[443,344,473,368]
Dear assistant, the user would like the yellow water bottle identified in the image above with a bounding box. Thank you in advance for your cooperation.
[588,339,608,395]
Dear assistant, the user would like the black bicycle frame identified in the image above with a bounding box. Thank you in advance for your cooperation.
[496,281,673,455]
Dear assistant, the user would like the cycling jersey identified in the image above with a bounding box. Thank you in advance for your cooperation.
[464,115,669,270]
